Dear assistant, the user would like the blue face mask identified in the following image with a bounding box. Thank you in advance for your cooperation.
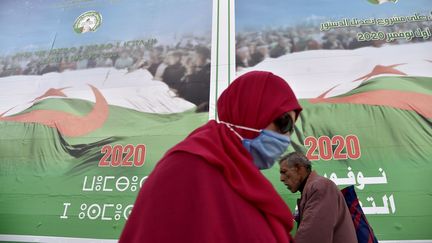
[220,121,291,170]
[243,130,291,170]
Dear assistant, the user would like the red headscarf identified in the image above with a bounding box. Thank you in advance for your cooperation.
[164,71,302,242]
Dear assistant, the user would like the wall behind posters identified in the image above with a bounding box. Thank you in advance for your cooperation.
[233,0,432,242]
[0,0,212,242]
[1,0,432,242]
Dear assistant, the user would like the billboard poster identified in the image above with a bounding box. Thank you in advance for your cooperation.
[0,0,212,241]
[235,0,432,241]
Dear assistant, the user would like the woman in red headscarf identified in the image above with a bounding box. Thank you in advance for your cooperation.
[119,71,302,243]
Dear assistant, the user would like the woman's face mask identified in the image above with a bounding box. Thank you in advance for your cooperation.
[220,121,291,170]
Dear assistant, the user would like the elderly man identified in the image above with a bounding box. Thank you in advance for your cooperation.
[279,152,357,243]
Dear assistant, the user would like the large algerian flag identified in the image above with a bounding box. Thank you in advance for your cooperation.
[0,67,208,239]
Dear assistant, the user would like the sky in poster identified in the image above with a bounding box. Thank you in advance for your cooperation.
[236,0,432,31]
[0,0,211,54]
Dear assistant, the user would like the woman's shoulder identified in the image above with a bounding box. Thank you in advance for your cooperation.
[154,151,221,178]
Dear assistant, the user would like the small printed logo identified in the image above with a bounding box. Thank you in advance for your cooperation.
[367,0,398,4]
[73,11,102,34]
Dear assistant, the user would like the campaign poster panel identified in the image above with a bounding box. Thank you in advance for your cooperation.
[0,0,211,240]
[236,0,432,240]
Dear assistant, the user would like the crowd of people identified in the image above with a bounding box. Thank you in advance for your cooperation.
[236,21,432,70]
[0,35,211,111]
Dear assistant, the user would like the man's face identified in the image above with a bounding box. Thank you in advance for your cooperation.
[280,162,302,193]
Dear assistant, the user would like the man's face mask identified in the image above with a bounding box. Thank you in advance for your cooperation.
[220,121,291,170]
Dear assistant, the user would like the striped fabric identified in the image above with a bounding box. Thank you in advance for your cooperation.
[341,186,379,243]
